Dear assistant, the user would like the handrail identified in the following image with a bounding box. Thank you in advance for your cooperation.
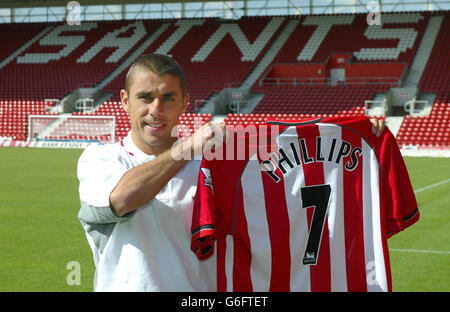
[364,99,387,116]
[75,98,94,113]
[261,76,401,87]
[404,97,428,116]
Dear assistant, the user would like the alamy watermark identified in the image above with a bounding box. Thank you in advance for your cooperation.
[169,119,281,162]
[66,1,81,25]
[168,117,365,184]
[66,260,81,286]
[366,1,381,26]
[366,260,381,287]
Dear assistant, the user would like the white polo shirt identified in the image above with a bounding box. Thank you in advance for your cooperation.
[77,132,216,292]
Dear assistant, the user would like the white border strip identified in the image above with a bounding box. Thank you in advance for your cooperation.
[0,138,92,149]
[400,148,450,158]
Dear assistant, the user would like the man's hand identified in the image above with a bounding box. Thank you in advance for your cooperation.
[172,122,228,160]
[191,122,228,156]
[370,118,385,137]
[111,123,229,216]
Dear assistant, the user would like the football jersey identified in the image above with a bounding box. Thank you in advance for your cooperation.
[191,116,419,292]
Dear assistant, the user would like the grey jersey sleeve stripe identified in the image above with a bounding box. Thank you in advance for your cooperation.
[78,201,134,224]
[78,201,135,253]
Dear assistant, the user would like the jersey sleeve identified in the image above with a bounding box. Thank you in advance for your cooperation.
[77,143,133,224]
[191,158,216,260]
[378,130,419,238]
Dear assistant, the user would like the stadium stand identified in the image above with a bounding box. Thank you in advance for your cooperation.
[101,16,287,111]
[0,23,49,65]
[396,102,450,148]
[270,12,428,65]
[251,85,391,115]
[418,12,449,102]
[0,11,448,149]
[397,11,449,148]
[251,12,428,115]
[0,20,162,100]
[0,100,55,141]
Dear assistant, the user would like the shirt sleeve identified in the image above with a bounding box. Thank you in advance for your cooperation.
[191,158,216,260]
[378,130,419,238]
[77,143,133,224]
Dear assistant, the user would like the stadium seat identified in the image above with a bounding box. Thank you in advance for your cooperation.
[396,103,450,149]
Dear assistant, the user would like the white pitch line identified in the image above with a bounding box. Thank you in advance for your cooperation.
[414,178,450,194]
[390,248,450,255]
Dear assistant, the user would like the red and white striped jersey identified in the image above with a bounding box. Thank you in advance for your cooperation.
[191,116,419,292]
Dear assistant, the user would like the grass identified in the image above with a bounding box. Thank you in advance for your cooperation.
[388,157,450,292]
[0,148,448,292]
[0,147,94,291]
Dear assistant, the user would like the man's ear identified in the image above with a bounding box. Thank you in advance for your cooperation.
[120,89,130,113]
[181,93,189,115]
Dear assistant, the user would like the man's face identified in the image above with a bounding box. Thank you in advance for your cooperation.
[121,69,188,155]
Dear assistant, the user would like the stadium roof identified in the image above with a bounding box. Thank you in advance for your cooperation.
[0,0,218,8]
[1,0,448,9]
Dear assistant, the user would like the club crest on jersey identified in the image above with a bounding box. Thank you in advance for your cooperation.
[260,136,363,182]
[201,168,214,194]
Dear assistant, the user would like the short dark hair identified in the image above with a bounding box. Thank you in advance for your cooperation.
[125,54,187,96]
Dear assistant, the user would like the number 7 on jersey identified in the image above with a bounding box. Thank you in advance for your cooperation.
[300,184,332,265]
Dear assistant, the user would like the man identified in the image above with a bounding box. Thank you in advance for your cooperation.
[77,54,225,291]
[77,53,385,291]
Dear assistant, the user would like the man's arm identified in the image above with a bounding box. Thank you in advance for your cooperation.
[109,122,227,217]
[109,146,189,217]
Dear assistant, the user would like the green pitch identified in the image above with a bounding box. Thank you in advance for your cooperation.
[0,147,449,292]
[0,147,93,292]
[388,157,450,292]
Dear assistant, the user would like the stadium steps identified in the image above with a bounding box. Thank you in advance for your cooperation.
[365,92,390,116]
[418,92,437,108]
[373,92,388,103]
[241,93,265,114]
[403,15,444,88]
[385,116,404,137]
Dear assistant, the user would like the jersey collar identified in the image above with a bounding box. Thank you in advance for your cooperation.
[121,131,156,163]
